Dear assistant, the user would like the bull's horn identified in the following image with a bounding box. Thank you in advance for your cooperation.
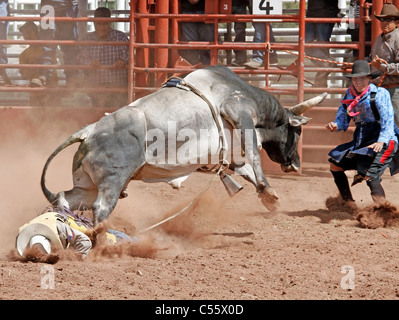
[289,92,327,115]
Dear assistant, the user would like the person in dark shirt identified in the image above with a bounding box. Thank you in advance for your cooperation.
[180,0,214,65]
[305,0,340,87]
[30,0,79,87]
[0,0,10,85]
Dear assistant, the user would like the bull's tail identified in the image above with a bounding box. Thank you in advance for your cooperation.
[41,125,92,204]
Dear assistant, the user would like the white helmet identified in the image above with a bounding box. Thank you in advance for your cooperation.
[28,235,51,254]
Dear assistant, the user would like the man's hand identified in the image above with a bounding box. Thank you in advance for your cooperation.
[325,122,338,132]
[370,55,387,70]
[368,141,384,153]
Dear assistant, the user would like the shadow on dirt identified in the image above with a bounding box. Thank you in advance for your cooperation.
[256,196,399,229]
[253,196,358,224]
[283,209,355,224]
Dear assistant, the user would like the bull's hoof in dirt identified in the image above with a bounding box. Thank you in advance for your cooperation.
[258,186,280,211]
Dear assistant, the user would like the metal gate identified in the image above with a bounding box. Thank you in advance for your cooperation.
[0,0,393,169]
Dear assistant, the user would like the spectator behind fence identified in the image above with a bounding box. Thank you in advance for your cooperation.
[231,0,248,66]
[180,0,215,66]
[369,4,399,128]
[19,21,57,84]
[305,0,339,87]
[243,0,278,69]
[0,0,10,85]
[79,7,129,108]
[30,0,79,88]
[346,0,372,60]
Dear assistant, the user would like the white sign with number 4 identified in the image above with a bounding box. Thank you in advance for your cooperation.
[252,0,282,21]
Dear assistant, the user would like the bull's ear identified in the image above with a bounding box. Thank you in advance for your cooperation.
[289,115,311,127]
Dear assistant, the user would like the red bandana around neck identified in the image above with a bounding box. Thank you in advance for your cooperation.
[341,85,370,117]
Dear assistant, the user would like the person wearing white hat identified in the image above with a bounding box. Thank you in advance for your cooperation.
[16,211,93,259]
[16,207,138,260]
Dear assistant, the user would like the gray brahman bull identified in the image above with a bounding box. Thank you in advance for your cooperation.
[41,66,326,224]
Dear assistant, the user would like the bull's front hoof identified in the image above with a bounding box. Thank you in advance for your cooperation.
[258,186,280,211]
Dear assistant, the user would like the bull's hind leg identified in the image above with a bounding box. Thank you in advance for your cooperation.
[92,187,120,224]
[91,165,145,224]
[92,175,132,224]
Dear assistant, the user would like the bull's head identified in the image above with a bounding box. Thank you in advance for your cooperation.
[256,93,327,173]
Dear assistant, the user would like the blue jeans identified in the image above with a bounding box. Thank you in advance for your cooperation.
[180,10,215,65]
[39,3,79,79]
[248,1,276,63]
[232,1,247,61]
[0,1,9,67]
[107,229,139,243]
[305,23,334,59]
[251,23,276,63]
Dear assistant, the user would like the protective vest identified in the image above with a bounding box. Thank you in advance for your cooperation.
[55,210,117,244]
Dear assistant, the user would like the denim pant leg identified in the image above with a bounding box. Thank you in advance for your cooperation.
[0,21,8,65]
[198,22,214,65]
[181,21,202,65]
[181,11,214,65]
[305,23,334,59]
[252,22,265,63]
[39,4,78,80]
[56,5,78,78]
[251,23,276,63]
[39,17,57,79]
[232,2,247,61]
[388,87,399,127]
[0,1,9,67]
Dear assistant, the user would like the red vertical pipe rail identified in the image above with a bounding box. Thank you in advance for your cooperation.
[297,0,306,103]
[154,0,169,86]
[372,0,384,46]
[170,0,179,66]
[135,0,150,90]
[128,1,135,103]
[358,0,366,60]
[211,0,219,65]
[264,22,270,87]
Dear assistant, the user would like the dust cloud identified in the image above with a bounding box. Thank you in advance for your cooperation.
[326,195,399,229]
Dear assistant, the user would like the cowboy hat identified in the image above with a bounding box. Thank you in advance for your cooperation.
[346,60,381,79]
[29,235,51,254]
[374,4,399,20]
[16,222,61,258]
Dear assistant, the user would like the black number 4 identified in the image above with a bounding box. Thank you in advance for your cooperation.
[259,0,274,14]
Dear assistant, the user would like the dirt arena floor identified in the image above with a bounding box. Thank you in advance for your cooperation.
[2,111,399,301]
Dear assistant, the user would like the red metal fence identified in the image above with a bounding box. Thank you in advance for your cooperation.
[0,0,388,106]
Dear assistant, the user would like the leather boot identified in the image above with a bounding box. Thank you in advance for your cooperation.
[331,171,355,202]
[366,178,385,203]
